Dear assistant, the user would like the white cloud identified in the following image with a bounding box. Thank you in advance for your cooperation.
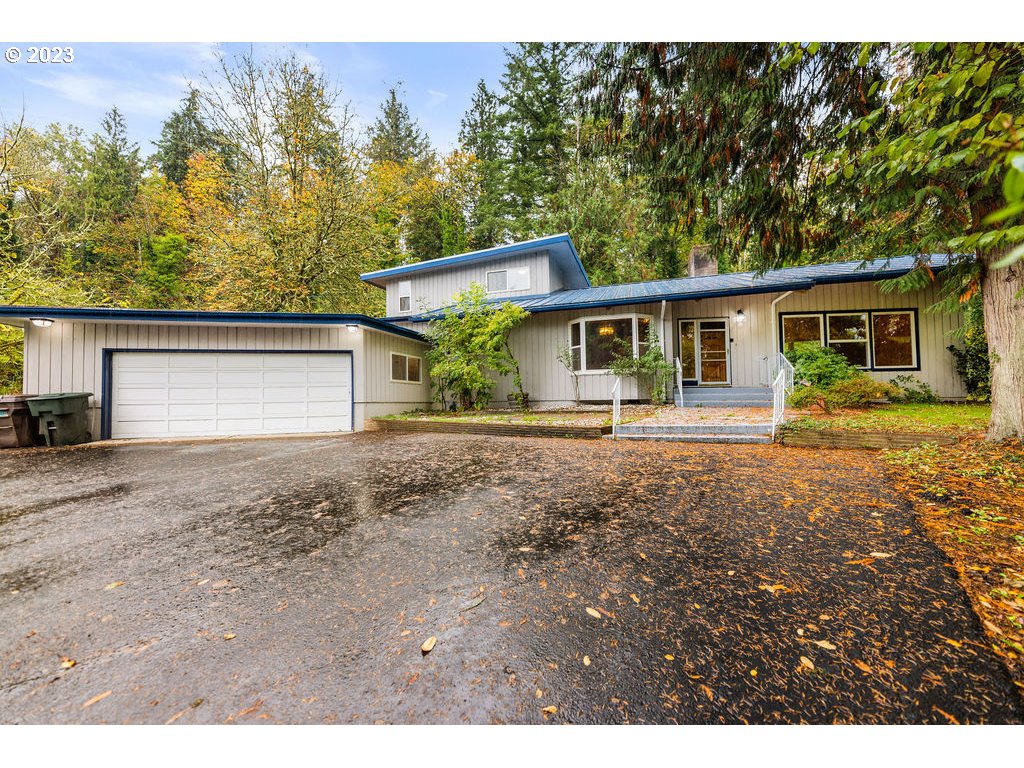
[26,71,186,118]
[425,89,448,109]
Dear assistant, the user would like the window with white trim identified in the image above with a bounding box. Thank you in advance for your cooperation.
[568,314,653,373]
[391,352,422,383]
[781,314,824,354]
[872,311,916,368]
[826,312,869,368]
[486,267,530,293]
[398,280,412,313]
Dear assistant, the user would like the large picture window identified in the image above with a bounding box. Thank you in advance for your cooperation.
[872,311,916,368]
[779,309,919,370]
[568,314,652,373]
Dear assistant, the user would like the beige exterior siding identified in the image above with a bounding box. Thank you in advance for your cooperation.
[21,320,431,437]
[464,278,964,405]
[384,250,559,317]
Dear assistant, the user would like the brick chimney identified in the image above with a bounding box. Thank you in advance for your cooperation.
[688,245,717,277]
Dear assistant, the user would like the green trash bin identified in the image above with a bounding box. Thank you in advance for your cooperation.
[26,393,93,447]
[0,394,40,448]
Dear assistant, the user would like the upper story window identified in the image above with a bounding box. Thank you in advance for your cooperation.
[486,267,530,293]
[398,280,412,312]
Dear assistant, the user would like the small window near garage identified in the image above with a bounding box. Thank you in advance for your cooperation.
[872,311,916,368]
[391,352,423,383]
[826,313,869,367]
[781,314,824,354]
[486,267,529,293]
[398,280,412,313]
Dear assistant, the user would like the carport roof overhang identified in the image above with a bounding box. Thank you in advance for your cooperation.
[0,306,426,342]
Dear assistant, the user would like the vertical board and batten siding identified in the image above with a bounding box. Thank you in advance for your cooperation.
[482,279,964,405]
[359,328,433,419]
[384,250,558,317]
[21,321,432,437]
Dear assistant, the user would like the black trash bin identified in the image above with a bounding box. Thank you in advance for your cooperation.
[0,394,40,448]
[26,393,93,446]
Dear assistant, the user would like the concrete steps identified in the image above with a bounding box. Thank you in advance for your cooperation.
[612,421,774,444]
[674,386,773,408]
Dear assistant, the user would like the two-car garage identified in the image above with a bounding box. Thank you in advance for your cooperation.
[0,307,433,441]
[108,351,353,439]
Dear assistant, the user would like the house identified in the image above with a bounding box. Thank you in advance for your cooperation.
[362,233,965,408]
[0,233,964,442]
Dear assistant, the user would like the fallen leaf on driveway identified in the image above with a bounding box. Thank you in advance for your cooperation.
[759,584,789,594]
[845,557,876,566]
[813,640,837,650]
[541,706,557,716]
[583,656,591,666]
[60,658,76,669]
[421,636,437,654]
[585,607,601,619]
[799,656,815,671]
[869,552,893,558]
[83,690,112,709]
[852,659,873,674]
[665,654,675,661]
[104,581,124,590]
[223,633,236,640]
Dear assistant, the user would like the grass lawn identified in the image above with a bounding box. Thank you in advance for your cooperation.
[787,402,991,435]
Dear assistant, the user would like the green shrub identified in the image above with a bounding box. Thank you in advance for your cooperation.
[608,324,675,404]
[787,345,859,387]
[947,295,990,402]
[789,372,898,413]
[888,374,939,404]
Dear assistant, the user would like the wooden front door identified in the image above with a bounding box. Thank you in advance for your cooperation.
[679,319,731,385]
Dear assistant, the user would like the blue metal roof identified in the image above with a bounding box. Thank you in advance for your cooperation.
[359,232,591,289]
[0,306,426,342]
[392,254,955,322]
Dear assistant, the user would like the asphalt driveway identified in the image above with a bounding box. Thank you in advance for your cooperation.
[0,433,1020,724]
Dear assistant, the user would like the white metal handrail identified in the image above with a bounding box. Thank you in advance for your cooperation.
[674,357,683,406]
[611,377,621,439]
[771,352,796,441]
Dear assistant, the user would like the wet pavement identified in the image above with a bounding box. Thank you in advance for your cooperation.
[0,433,1020,724]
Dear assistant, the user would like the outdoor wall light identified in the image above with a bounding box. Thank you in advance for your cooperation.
[29,318,54,328]
[345,323,359,333]
[735,309,746,324]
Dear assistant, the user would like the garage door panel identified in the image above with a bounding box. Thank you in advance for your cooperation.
[111,352,352,439]
[169,370,218,387]
[116,370,168,386]
[170,402,216,418]
[262,386,306,402]
[217,370,261,386]
[263,369,305,386]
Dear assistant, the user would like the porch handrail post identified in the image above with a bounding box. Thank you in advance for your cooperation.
[674,357,683,406]
[611,377,621,439]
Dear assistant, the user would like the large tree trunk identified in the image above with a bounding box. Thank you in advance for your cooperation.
[980,249,1024,442]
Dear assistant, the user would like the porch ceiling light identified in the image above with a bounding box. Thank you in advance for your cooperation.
[29,317,54,328]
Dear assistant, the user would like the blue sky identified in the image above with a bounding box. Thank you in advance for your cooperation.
[0,42,510,156]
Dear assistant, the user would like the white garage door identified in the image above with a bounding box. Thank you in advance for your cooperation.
[110,352,352,439]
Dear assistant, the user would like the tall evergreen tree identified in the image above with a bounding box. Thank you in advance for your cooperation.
[366,86,431,166]
[458,80,507,247]
[152,89,232,188]
[84,106,141,222]
[499,43,575,239]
